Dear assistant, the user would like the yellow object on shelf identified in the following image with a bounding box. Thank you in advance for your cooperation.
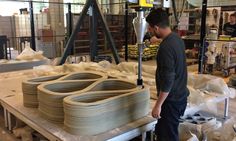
[231,37,236,41]
[219,35,231,40]
[129,0,153,8]
[120,44,159,60]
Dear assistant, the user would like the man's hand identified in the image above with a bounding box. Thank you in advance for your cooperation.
[150,36,160,44]
[152,92,169,119]
[152,103,161,119]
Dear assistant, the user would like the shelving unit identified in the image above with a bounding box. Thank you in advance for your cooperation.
[70,13,135,55]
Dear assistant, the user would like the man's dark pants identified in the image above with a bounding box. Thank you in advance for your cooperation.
[155,99,187,141]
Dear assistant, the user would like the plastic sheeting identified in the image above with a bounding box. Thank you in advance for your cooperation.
[0,59,8,63]
[188,73,235,98]
[179,117,221,141]
[187,86,206,106]
[187,73,235,114]
[187,132,199,141]
[33,62,234,106]
[16,46,46,61]
[207,117,236,141]
[33,65,64,76]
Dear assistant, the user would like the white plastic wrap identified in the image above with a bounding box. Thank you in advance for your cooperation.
[117,62,138,74]
[207,117,236,141]
[117,62,157,98]
[187,73,235,113]
[62,63,87,72]
[16,46,46,60]
[117,62,156,77]
[188,73,235,98]
[179,124,200,141]
[142,65,156,76]
[33,65,64,76]
[179,116,222,141]
[33,62,233,103]
[187,86,205,106]
[117,63,234,101]
[0,59,8,64]
[187,132,199,141]
[98,60,113,69]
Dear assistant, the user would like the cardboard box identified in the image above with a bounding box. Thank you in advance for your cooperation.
[37,29,53,42]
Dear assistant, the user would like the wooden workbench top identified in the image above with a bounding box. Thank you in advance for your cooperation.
[0,72,156,141]
[1,94,156,141]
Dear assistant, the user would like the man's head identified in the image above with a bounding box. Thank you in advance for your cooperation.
[146,8,170,38]
[229,13,236,24]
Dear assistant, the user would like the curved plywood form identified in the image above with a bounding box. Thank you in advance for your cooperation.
[63,79,150,135]
[37,71,108,123]
[22,74,66,108]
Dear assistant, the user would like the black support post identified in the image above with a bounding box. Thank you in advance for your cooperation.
[94,0,120,64]
[67,3,73,55]
[29,1,36,51]
[124,1,128,62]
[59,0,120,65]
[60,0,91,65]
[0,36,7,59]
[198,0,207,73]
[89,4,98,61]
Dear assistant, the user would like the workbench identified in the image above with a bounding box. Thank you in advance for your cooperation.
[0,69,231,141]
[1,94,156,141]
[0,71,157,141]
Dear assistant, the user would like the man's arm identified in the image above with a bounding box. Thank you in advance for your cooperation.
[158,46,176,93]
[152,45,176,118]
[152,91,168,118]
[156,92,169,107]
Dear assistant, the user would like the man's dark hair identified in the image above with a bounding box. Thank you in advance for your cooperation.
[230,13,236,17]
[146,8,169,28]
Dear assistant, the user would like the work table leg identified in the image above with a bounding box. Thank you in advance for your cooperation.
[142,132,146,141]
[3,108,8,128]
[7,111,12,131]
[224,97,229,119]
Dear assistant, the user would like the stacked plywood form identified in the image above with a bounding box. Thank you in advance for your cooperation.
[22,71,150,135]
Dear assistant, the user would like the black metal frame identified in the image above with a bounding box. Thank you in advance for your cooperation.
[0,36,8,59]
[67,3,74,55]
[29,1,36,51]
[89,3,98,61]
[198,0,208,73]
[59,0,120,65]
[124,1,129,62]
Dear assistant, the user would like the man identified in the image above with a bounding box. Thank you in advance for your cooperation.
[223,13,236,37]
[146,9,189,141]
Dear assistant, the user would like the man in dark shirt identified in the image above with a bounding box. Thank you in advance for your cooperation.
[146,9,189,141]
[223,13,236,37]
